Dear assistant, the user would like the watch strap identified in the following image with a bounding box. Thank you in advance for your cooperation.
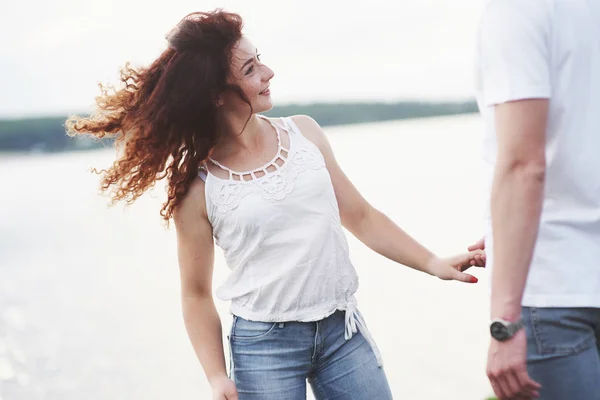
[506,318,524,337]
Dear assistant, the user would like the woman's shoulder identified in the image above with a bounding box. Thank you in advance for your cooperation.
[285,115,328,149]
[288,114,319,128]
[261,114,320,129]
[261,114,327,149]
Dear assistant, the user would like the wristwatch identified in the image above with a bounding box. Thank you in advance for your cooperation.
[490,318,524,341]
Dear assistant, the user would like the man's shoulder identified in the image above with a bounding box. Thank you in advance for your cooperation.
[481,0,551,28]
[483,0,550,13]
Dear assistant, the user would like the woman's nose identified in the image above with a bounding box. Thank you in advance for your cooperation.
[262,65,275,81]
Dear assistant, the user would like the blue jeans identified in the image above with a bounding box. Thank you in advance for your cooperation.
[228,310,393,399]
[523,307,600,400]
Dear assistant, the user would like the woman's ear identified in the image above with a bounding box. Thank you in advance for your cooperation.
[214,96,224,107]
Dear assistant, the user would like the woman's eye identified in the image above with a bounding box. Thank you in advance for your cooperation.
[246,66,254,75]
[257,54,261,62]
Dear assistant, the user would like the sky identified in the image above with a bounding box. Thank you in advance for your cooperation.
[0,0,486,118]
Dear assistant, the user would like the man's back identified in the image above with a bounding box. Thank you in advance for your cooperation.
[477,0,600,307]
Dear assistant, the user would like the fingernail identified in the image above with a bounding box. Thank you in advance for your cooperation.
[470,276,478,283]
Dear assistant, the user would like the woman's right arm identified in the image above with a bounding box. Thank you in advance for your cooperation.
[174,178,238,400]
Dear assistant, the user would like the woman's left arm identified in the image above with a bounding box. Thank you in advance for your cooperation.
[292,115,482,283]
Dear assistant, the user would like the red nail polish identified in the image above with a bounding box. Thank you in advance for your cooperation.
[470,276,478,283]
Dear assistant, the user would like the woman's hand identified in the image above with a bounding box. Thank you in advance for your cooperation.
[426,250,486,283]
[210,375,238,400]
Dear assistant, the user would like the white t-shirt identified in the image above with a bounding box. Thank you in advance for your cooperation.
[476,0,600,307]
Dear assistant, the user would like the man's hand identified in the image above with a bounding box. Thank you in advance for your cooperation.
[466,237,486,268]
[210,375,238,400]
[487,330,541,399]
[468,237,485,251]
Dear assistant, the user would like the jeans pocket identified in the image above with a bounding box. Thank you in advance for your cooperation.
[527,307,596,356]
[231,315,278,341]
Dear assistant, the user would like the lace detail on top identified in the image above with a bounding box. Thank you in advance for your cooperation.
[206,117,325,214]
[207,114,288,181]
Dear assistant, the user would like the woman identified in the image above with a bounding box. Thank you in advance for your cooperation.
[67,10,485,400]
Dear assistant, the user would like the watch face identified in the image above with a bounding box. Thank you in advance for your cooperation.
[490,321,509,341]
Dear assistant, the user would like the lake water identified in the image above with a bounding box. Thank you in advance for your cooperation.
[0,114,495,399]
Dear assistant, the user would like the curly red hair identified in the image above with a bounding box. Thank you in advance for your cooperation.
[66,10,246,221]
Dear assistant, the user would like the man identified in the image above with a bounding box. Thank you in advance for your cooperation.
[472,0,600,398]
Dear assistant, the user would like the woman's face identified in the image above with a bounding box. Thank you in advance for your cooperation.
[221,36,275,114]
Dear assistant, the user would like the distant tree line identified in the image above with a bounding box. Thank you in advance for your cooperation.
[0,101,477,153]
[265,101,477,126]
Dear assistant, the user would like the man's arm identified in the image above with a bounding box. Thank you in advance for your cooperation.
[478,0,550,397]
[490,99,548,321]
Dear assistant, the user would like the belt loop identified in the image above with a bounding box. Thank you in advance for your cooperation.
[278,322,285,328]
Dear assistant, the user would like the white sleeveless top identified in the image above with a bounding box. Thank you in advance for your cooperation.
[199,116,382,365]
